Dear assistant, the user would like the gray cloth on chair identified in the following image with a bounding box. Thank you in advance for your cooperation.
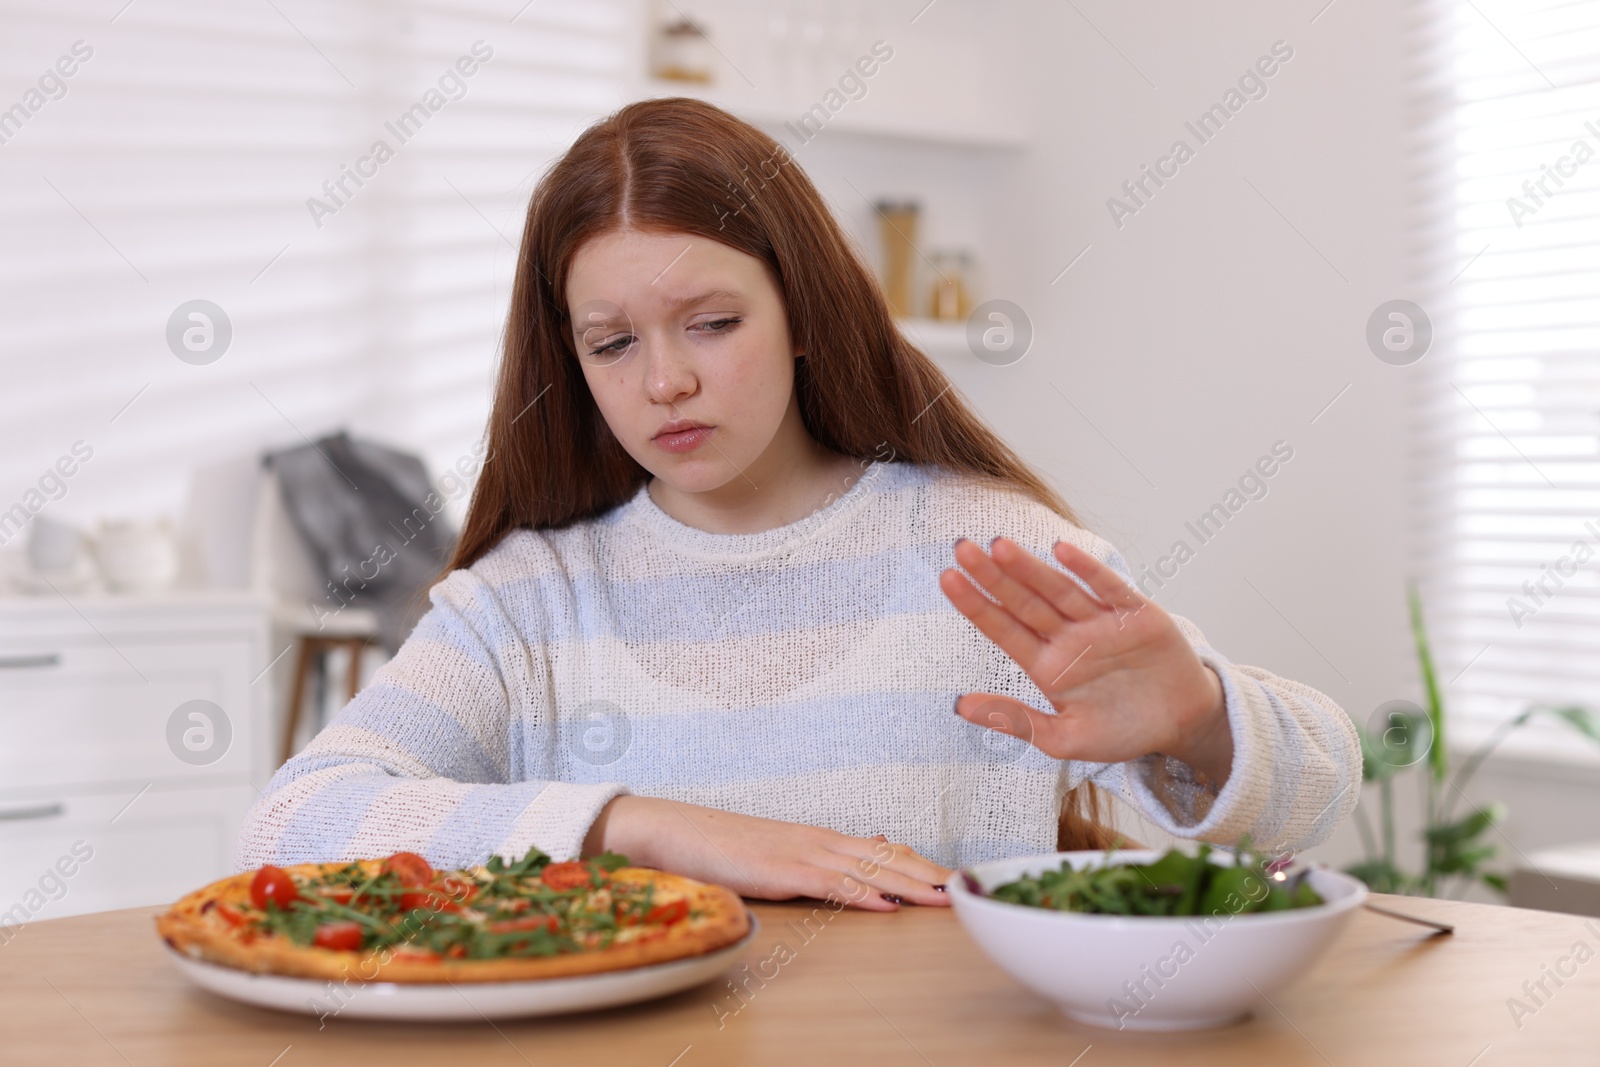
[264,431,457,654]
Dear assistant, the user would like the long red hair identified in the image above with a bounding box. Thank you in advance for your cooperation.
[444,96,1117,851]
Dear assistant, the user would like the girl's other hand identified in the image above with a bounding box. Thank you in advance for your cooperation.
[582,796,951,910]
[940,536,1234,784]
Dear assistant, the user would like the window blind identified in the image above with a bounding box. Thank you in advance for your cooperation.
[1412,0,1600,759]
[0,0,632,552]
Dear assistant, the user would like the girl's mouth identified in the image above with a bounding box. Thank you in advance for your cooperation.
[653,425,714,453]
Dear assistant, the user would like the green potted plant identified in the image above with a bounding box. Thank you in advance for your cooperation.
[1346,584,1600,897]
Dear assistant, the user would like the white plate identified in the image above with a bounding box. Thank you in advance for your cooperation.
[165,915,760,1021]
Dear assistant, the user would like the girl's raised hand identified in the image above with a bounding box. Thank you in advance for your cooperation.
[940,536,1235,784]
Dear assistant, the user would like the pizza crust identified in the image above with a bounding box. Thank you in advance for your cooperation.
[156,862,751,984]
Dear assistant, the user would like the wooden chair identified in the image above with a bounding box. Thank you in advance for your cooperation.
[278,634,370,765]
[249,467,382,765]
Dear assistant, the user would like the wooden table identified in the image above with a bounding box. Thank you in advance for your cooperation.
[2,893,1596,1066]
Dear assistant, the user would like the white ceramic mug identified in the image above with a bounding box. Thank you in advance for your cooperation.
[28,515,90,573]
[95,518,180,592]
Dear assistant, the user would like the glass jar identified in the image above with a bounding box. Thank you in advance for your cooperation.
[652,18,714,83]
[875,199,920,318]
[929,249,974,322]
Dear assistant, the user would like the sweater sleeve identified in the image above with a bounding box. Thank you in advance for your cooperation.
[1065,539,1363,855]
[234,566,630,872]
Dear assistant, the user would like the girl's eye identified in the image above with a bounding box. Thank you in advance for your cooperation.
[699,316,741,333]
[584,335,635,361]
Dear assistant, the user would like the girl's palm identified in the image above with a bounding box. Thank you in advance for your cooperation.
[940,536,1228,776]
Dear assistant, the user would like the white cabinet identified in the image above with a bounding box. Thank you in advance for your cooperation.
[0,785,259,926]
[0,592,272,927]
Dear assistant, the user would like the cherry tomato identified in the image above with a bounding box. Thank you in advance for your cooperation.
[540,862,596,890]
[382,852,433,887]
[489,915,558,934]
[645,899,689,926]
[312,921,364,951]
[249,866,299,910]
[397,889,431,911]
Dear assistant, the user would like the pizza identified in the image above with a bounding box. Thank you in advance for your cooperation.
[156,847,751,983]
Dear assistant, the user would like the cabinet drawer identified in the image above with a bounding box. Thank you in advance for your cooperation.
[0,638,256,791]
[0,784,256,927]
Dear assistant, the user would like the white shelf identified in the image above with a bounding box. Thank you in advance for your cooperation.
[0,587,272,631]
[636,82,1030,151]
[897,317,971,361]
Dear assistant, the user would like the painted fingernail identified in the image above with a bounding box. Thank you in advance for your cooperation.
[933,883,947,892]
[872,833,888,842]
[881,893,902,905]
[952,694,963,716]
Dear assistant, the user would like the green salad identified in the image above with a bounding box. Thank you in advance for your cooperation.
[979,842,1324,917]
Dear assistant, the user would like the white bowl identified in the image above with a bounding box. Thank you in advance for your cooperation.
[947,849,1367,1031]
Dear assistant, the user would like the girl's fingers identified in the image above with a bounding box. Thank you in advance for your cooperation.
[939,567,1046,666]
[987,537,1110,623]
[954,694,1039,749]
[1051,539,1146,615]
[833,880,899,911]
[956,692,1076,760]
[827,853,950,908]
[858,867,950,907]
[845,837,954,887]
[951,538,1077,637]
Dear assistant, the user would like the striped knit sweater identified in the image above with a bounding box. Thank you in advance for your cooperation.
[237,459,1362,873]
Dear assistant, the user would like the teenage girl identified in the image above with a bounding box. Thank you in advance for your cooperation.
[239,97,1362,912]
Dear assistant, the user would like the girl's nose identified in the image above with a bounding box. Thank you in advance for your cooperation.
[643,337,698,405]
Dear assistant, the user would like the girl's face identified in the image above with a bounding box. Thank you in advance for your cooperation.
[565,227,807,498]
